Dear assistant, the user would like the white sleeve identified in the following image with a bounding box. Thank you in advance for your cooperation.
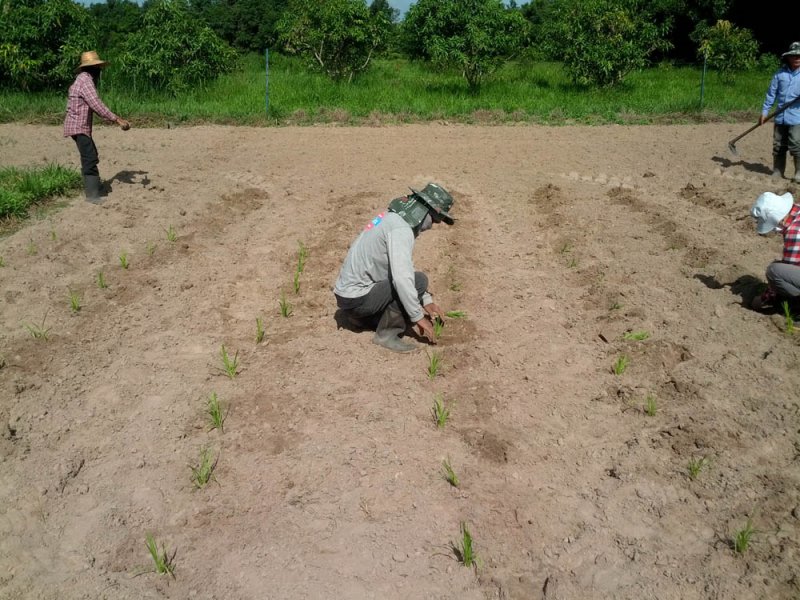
[386,227,424,322]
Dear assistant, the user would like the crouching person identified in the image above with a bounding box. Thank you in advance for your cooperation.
[334,183,455,352]
[750,191,800,312]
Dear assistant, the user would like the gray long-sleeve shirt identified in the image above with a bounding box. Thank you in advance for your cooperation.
[334,211,432,322]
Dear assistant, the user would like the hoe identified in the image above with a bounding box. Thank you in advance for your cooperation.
[728,96,800,156]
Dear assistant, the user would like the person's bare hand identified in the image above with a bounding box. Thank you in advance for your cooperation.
[117,118,130,131]
[415,316,436,344]
[758,115,766,126]
[423,302,445,321]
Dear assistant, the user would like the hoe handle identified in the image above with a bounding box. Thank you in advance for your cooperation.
[729,96,800,151]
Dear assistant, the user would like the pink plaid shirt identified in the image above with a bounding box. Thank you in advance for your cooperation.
[781,204,800,264]
[63,72,118,137]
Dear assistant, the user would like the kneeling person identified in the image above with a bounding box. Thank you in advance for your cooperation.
[334,183,455,352]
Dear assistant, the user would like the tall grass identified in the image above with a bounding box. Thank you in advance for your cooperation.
[0,164,82,219]
[0,54,772,126]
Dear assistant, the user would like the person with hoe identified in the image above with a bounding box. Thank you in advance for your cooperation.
[760,42,800,183]
[334,183,455,352]
[63,51,130,204]
[750,191,800,314]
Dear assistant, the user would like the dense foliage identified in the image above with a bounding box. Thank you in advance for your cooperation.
[116,0,236,94]
[277,0,390,81]
[188,0,288,52]
[0,0,98,90]
[403,0,528,90]
[693,19,758,81]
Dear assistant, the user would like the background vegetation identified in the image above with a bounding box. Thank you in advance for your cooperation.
[0,0,790,124]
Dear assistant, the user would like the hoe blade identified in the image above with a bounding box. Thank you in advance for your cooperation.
[728,141,738,156]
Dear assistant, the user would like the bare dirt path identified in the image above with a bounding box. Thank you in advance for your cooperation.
[1,123,798,599]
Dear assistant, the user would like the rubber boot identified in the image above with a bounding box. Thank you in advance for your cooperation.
[793,156,800,183]
[772,154,787,179]
[373,307,416,352]
[83,175,106,204]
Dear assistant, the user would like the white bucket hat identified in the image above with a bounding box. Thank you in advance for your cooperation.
[751,192,794,234]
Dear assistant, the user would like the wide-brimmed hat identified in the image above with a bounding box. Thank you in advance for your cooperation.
[409,183,455,225]
[782,42,800,59]
[75,51,109,72]
[751,191,794,234]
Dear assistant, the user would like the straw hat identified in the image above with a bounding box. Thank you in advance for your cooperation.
[782,42,800,59]
[75,51,109,72]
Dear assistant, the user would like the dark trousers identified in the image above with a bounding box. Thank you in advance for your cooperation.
[772,124,800,159]
[72,134,99,176]
[336,272,429,319]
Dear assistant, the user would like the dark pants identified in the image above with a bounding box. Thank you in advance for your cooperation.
[336,272,429,319]
[72,134,99,176]
[772,124,800,159]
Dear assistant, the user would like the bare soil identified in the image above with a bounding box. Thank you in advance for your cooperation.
[1,122,799,600]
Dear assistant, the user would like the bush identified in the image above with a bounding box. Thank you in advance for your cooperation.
[277,0,389,82]
[117,0,237,95]
[0,0,98,91]
[694,20,758,81]
[540,0,671,87]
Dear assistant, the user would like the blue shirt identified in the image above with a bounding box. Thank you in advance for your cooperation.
[762,65,800,125]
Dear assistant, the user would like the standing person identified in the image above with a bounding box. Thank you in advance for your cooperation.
[63,51,130,204]
[750,191,800,313]
[760,42,800,182]
[334,183,455,352]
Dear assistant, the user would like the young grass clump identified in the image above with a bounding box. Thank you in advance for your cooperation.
[687,456,709,480]
[609,301,623,311]
[612,355,629,376]
[147,241,156,256]
[644,394,657,417]
[433,317,444,339]
[0,256,5,267]
[68,288,81,313]
[220,345,239,378]
[293,270,301,295]
[165,224,177,242]
[0,163,81,219]
[279,292,293,318]
[255,316,266,344]
[190,448,218,488]
[207,392,226,432]
[623,330,650,341]
[27,239,37,255]
[24,310,51,340]
[452,522,477,569]
[733,518,756,554]
[145,534,176,578]
[441,458,460,487]
[431,393,450,428]
[96,271,108,289]
[297,241,309,273]
[445,310,466,318]
[119,251,129,269]
[426,350,443,380]
[781,301,795,335]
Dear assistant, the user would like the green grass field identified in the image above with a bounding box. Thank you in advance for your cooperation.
[0,164,82,220]
[0,54,771,126]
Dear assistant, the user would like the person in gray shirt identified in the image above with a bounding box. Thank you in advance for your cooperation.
[334,183,455,352]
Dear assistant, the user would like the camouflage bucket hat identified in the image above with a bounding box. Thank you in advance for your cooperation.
[387,194,431,228]
[782,42,800,58]
[409,183,455,225]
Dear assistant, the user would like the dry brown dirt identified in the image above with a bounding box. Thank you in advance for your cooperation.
[1,122,799,600]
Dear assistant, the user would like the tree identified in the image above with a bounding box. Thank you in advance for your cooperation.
[277,0,390,82]
[401,0,528,91]
[0,0,98,91]
[87,0,143,53]
[117,0,237,94]
[694,19,757,81]
[540,0,672,87]
[188,0,289,52]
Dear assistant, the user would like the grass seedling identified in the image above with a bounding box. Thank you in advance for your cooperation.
[441,458,460,487]
[560,241,573,254]
[165,224,177,242]
[145,534,176,577]
[24,310,50,340]
[293,269,301,294]
[687,456,709,480]
[427,350,443,380]
[190,448,218,488]
[279,292,293,318]
[567,257,578,268]
[27,239,37,255]
[781,301,795,335]
[50,229,57,241]
[207,392,226,432]
[445,310,466,318]
[609,301,622,311]
[147,241,156,256]
[96,271,108,289]
[297,241,309,273]
[733,519,756,554]
[220,345,239,379]
[449,281,463,292]
[644,394,657,417]
[432,393,450,428]
[623,330,650,341]
[433,317,444,339]
[612,355,629,376]
[68,288,81,313]
[0,256,4,267]
[255,316,266,344]
[119,251,129,269]
[452,522,477,569]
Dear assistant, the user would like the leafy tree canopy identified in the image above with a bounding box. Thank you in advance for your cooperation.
[188,0,288,52]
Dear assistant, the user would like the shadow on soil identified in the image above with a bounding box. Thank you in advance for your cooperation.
[711,155,772,175]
